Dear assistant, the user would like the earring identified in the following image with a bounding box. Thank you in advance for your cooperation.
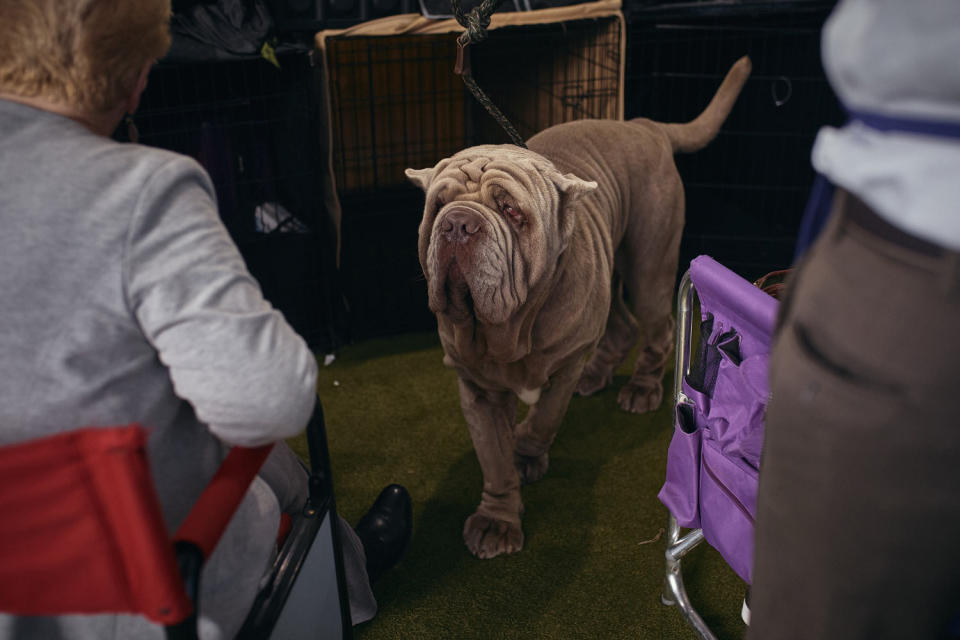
[125,114,139,144]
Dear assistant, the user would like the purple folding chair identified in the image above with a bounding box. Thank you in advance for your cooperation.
[658,255,779,640]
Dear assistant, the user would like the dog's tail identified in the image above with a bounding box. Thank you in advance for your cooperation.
[652,55,752,154]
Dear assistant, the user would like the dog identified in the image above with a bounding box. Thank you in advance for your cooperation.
[405,56,751,559]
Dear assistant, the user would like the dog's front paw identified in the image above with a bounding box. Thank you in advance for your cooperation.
[463,512,524,559]
[617,381,663,414]
[515,451,549,485]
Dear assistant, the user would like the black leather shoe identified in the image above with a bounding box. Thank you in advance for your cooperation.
[354,484,412,584]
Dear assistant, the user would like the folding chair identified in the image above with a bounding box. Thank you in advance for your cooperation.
[0,400,352,640]
[658,255,779,640]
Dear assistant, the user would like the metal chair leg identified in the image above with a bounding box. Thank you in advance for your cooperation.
[662,513,717,640]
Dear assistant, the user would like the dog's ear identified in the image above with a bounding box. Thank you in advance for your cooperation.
[552,171,598,201]
[550,171,597,244]
[405,167,434,192]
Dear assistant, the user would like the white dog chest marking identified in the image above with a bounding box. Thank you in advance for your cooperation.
[517,387,541,405]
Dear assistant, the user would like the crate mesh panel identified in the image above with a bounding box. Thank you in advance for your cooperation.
[326,16,623,194]
[626,9,842,277]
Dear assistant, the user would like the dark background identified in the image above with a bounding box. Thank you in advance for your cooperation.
[128,0,841,353]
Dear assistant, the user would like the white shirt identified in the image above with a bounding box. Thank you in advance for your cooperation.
[811,0,960,250]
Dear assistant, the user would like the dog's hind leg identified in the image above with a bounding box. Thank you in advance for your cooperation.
[617,295,675,414]
[617,184,684,414]
[576,273,640,397]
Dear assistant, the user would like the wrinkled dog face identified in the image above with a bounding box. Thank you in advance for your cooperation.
[406,145,596,326]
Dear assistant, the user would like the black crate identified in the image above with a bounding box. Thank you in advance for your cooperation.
[626,2,843,280]
[268,0,420,32]
[128,52,348,352]
[337,187,436,340]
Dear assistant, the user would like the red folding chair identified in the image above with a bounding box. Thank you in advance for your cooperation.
[0,401,352,640]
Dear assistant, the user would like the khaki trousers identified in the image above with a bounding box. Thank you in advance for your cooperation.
[746,191,960,639]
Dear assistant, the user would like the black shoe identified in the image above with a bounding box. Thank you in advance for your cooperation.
[354,484,412,584]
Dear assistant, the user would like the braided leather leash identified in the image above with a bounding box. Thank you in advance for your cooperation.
[450,0,528,148]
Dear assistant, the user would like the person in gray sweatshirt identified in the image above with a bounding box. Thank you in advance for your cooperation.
[0,1,409,638]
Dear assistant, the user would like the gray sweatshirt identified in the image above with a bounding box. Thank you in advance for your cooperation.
[0,97,318,639]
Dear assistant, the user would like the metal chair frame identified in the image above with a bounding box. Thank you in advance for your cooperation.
[660,268,719,640]
[237,400,353,639]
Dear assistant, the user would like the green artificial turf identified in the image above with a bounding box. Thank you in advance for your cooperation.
[289,331,748,640]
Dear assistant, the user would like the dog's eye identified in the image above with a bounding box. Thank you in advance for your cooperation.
[501,203,523,224]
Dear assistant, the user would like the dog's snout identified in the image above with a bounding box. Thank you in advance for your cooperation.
[440,209,482,243]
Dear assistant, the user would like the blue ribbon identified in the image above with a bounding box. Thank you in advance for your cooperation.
[793,110,960,261]
[849,109,960,139]
[794,173,836,262]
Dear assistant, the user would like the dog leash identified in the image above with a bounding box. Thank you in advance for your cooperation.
[450,0,528,149]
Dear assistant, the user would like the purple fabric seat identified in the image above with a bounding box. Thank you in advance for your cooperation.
[658,255,778,583]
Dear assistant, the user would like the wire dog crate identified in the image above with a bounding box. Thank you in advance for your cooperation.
[626,2,842,279]
[316,7,625,338]
[325,14,624,195]
[133,53,328,240]
[469,19,623,145]
[326,35,468,195]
